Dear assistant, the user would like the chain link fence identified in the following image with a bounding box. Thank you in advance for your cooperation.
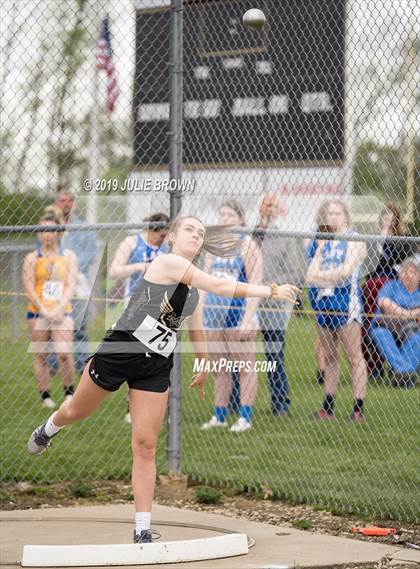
[1,0,419,522]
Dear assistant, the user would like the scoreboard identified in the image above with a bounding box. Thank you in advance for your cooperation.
[133,0,346,167]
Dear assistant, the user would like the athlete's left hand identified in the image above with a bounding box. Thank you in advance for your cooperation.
[189,372,208,400]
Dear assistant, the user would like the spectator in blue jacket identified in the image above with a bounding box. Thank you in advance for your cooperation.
[370,258,419,387]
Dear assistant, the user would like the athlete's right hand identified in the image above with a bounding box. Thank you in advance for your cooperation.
[189,371,208,401]
[271,284,301,304]
[45,307,65,322]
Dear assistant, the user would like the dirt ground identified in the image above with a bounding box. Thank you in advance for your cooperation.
[1,478,419,559]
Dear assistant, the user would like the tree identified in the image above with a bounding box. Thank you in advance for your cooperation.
[14,42,49,192]
[353,139,420,225]
[47,0,90,192]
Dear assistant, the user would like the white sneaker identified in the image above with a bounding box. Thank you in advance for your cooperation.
[42,397,56,409]
[124,412,131,424]
[64,394,73,402]
[230,417,251,432]
[200,416,228,430]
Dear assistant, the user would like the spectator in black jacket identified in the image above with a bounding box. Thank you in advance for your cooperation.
[369,203,412,279]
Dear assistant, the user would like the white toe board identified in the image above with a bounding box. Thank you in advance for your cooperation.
[21,533,249,566]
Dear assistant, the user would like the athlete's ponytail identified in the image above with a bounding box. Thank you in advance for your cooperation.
[167,215,242,260]
[201,224,242,257]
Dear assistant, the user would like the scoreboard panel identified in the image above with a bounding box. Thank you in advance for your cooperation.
[133,0,345,167]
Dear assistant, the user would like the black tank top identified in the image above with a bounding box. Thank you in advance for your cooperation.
[116,279,199,334]
[98,279,199,359]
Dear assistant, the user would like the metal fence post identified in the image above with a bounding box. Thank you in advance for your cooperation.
[11,252,20,339]
[167,0,183,474]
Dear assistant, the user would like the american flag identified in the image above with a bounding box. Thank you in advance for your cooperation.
[96,16,119,113]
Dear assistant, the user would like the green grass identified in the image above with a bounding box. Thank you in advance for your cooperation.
[179,317,420,523]
[292,519,313,530]
[70,481,95,498]
[0,301,419,522]
[195,486,224,504]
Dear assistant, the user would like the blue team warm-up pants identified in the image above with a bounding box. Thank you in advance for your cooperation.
[370,327,420,374]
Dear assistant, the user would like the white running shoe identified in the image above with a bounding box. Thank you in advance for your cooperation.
[200,416,228,430]
[124,412,131,424]
[27,423,58,455]
[230,417,251,432]
[42,397,56,409]
[64,394,73,403]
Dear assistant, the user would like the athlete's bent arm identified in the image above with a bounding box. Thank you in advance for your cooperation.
[22,253,42,312]
[307,242,367,287]
[378,297,417,320]
[240,237,263,333]
[109,236,146,279]
[47,251,78,322]
[325,241,367,284]
[60,250,78,307]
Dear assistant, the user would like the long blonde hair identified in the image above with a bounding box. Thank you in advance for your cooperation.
[316,199,350,233]
[41,205,65,226]
[220,199,246,227]
[168,215,242,259]
[379,202,405,236]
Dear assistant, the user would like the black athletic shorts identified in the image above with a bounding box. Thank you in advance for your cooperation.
[86,330,173,393]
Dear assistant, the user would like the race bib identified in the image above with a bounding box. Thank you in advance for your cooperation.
[42,280,63,301]
[317,287,335,300]
[132,314,176,358]
[213,270,239,281]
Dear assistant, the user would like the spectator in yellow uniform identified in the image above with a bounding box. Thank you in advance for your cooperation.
[23,207,78,408]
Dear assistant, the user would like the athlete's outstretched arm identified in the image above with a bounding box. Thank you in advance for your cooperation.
[153,254,299,303]
[60,250,78,308]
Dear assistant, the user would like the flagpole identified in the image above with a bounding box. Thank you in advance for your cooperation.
[87,36,100,225]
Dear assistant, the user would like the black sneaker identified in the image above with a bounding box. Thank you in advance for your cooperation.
[27,423,58,455]
[392,372,417,389]
[133,529,161,544]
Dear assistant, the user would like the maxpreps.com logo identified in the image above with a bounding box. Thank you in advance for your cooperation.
[193,358,276,373]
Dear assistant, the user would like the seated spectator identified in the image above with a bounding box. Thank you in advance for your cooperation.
[362,203,412,378]
[370,259,419,387]
[306,199,368,422]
